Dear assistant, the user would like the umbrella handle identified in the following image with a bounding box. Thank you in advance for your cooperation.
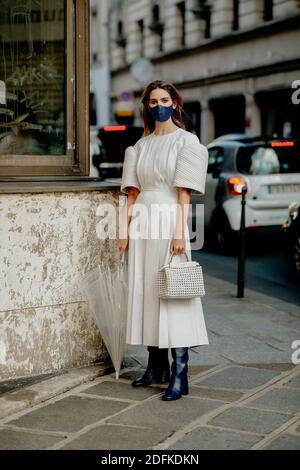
[120,251,128,265]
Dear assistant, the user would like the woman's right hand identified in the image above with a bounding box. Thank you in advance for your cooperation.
[118,237,129,254]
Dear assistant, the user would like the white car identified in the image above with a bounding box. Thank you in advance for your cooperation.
[195,136,300,252]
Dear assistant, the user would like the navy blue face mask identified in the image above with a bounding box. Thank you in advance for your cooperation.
[149,104,174,122]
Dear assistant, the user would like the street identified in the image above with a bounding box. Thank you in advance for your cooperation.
[198,233,300,307]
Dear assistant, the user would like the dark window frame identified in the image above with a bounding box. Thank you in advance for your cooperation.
[263,0,273,22]
[137,19,145,56]
[177,1,186,47]
[232,0,239,31]
[0,0,90,181]
[149,3,164,52]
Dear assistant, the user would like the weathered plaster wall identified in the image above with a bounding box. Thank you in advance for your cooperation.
[0,190,120,380]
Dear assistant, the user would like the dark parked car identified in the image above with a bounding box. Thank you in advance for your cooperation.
[96,125,144,180]
[283,201,300,276]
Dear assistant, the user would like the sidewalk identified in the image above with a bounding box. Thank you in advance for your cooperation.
[0,274,299,450]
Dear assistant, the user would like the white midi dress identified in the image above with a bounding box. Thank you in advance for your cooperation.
[120,127,210,349]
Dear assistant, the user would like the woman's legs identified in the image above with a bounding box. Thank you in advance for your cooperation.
[132,346,170,387]
[162,347,189,401]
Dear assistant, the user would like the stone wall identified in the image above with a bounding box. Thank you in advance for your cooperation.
[0,189,121,380]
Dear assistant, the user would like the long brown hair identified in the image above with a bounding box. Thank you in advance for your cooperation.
[140,80,187,136]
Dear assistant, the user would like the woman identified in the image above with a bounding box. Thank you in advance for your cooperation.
[118,80,209,401]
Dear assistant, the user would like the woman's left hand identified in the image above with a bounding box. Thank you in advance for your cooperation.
[170,237,186,254]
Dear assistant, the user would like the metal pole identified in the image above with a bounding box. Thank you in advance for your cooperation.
[237,185,247,298]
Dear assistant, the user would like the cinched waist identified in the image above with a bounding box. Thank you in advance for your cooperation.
[140,186,177,192]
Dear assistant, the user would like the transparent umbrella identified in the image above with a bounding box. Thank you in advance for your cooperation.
[79,252,128,380]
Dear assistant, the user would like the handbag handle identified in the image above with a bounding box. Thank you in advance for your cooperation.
[158,250,198,271]
[167,251,189,266]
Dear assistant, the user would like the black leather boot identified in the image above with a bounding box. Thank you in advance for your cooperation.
[155,348,171,384]
[162,347,189,401]
[132,346,170,387]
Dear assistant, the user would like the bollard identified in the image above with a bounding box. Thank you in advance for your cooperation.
[237,185,247,298]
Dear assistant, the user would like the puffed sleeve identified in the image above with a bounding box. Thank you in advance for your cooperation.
[120,145,141,194]
[173,137,208,195]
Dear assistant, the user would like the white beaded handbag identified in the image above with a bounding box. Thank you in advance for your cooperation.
[157,252,205,299]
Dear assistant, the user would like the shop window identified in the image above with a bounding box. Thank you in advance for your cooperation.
[0,0,89,179]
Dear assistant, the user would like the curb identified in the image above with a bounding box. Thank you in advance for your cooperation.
[0,363,112,420]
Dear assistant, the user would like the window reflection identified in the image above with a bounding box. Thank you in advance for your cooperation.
[249,147,280,175]
[0,0,66,155]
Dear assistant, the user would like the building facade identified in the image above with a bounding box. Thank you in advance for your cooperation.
[0,1,119,381]
[108,0,300,143]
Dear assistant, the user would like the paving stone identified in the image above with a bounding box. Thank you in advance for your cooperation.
[167,427,261,450]
[187,365,216,377]
[188,352,229,365]
[219,346,291,364]
[283,374,300,389]
[240,363,295,372]
[207,321,247,336]
[119,369,144,381]
[195,366,279,390]
[7,395,129,433]
[246,388,300,414]
[202,334,289,364]
[83,380,163,401]
[262,434,300,450]
[61,424,166,450]
[108,397,226,436]
[0,428,64,450]
[232,317,297,343]
[259,339,292,353]
[209,407,291,434]
[189,387,244,403]
[124,347,148,367]
[123,356,142,368]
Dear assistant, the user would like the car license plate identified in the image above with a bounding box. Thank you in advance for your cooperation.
[268,183,300,194]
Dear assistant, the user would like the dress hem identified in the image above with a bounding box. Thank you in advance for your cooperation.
[126,341,210,348]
